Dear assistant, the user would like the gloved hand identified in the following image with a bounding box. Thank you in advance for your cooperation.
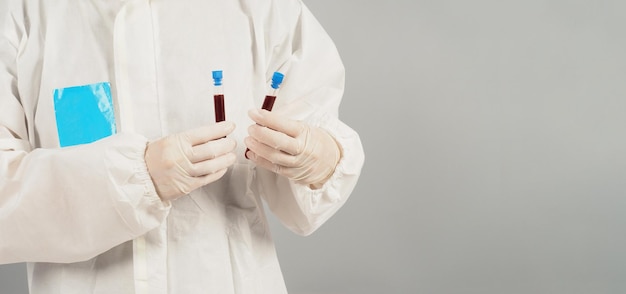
[245,109,342,189]
[145,122,237,201]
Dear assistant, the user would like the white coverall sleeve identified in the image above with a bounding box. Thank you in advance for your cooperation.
[0,4,170,264]
[256,2,365,236]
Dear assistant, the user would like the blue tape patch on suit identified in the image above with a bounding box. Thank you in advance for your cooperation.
[53,82,117,147]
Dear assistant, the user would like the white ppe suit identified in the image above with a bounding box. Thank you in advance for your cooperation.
[0,0,365,293]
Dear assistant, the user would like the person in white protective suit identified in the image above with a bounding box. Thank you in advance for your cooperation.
[0,0,365,293]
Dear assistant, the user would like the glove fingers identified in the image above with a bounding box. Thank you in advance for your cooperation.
[172,168,229,195]
[188,152,237,177]
[183,121,235,145]
[245,149,285,176]
[189,137,237,163]
[245,110,341,187]
[195,168,229,188]
[247,124,301,155]
[248,109,305,138]
[244,136,299,167]
[146,123,238,201]
[246,148,314,184]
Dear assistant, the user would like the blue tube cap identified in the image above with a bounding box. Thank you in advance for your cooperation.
[212,70,223,86]
[270,72,285,89]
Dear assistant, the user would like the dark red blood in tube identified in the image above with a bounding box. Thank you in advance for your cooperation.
[261,95,276,111]
[246,95,277,158]
[214,94,225,122]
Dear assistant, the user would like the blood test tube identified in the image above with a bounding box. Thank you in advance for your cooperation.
[261,72,284,111]
[212,70,225,122]
[246,72,285,158]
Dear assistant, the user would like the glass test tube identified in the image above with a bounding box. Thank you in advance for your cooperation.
[212,70,225,122]
[261,72,284,111]
[246,71,285,158]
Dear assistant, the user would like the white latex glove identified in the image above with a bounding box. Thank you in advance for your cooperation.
[245,109,342,189]
[145,122,237,201]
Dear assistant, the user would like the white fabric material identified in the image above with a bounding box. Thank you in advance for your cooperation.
[0,0,365,293]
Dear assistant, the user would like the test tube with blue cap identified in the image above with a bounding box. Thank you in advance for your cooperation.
[212,70,225,122]
[261,71,285,111]
[245,71,285,158]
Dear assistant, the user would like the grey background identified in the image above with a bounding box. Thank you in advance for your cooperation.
[2,0,626,293]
